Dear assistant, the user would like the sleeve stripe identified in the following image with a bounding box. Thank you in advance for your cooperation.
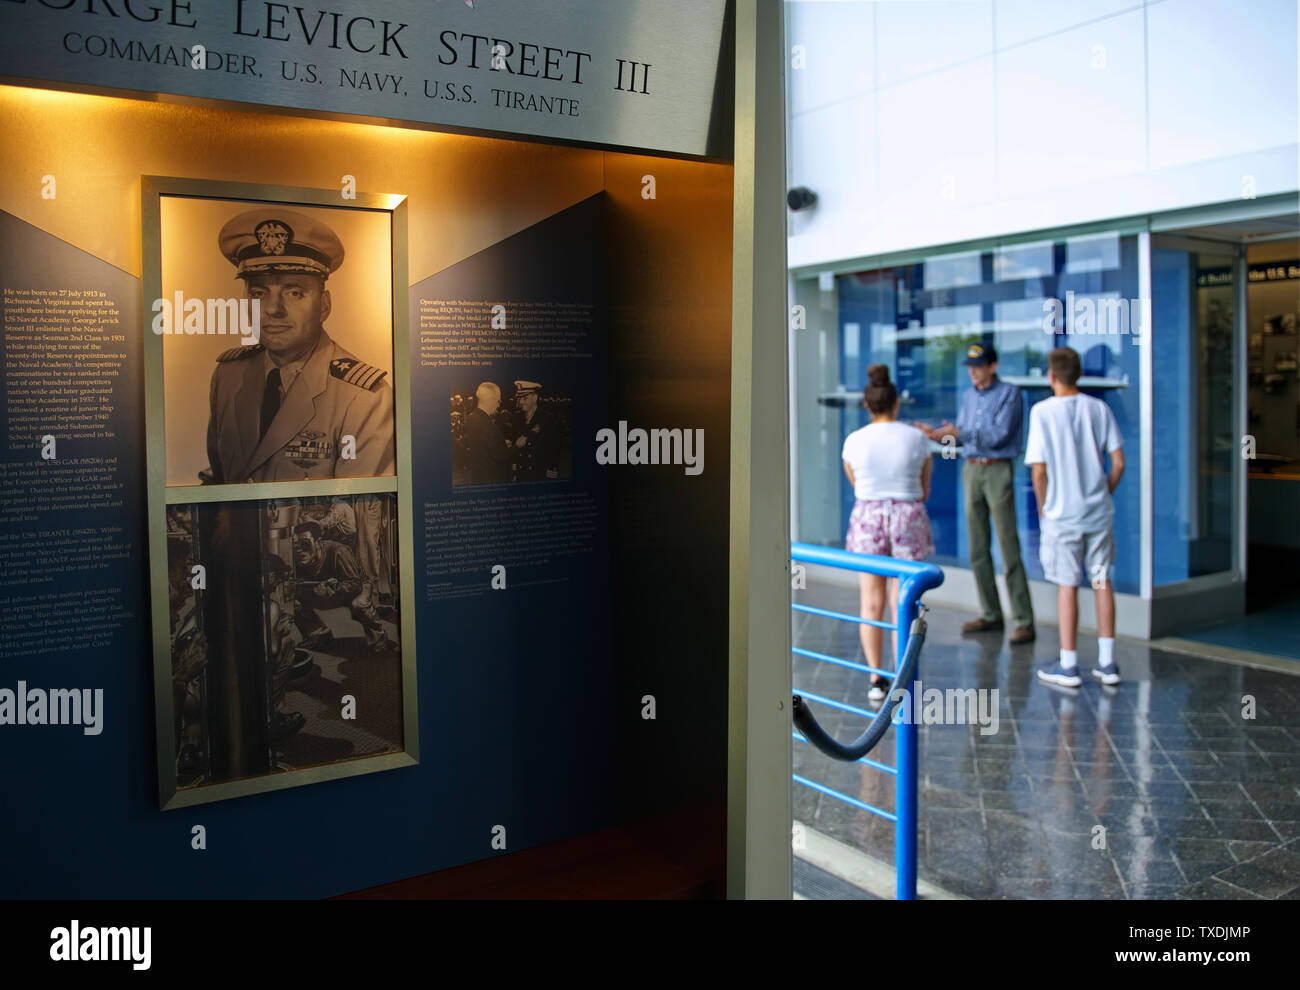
[334,363,388,390]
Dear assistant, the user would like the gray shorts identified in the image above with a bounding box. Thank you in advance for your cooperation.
[1039,519,1115,588]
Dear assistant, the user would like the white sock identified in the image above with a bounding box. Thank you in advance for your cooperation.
[1059,649,1078,671]
[1098,638,1115,668]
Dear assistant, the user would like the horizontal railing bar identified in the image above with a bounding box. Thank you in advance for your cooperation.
[792,542,946,589]
[792,647,892,678]
[792,732,897,775]
[793,688,879,720]
[792,601,895,630]
[793,774,897,822]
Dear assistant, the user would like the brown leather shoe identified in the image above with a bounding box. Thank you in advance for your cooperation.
[961,617,1004,634]
[1009,625,1036,644]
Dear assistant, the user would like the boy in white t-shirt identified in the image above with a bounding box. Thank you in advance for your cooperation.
[1024,347,1125,688]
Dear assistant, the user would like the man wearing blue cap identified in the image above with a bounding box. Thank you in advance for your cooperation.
[916,342,1035,643]
[200,208,395,484]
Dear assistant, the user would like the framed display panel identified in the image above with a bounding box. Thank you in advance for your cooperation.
[142,176,417,808]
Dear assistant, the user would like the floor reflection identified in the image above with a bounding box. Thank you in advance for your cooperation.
[792,580,1300,900]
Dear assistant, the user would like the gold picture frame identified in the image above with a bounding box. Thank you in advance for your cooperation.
[142,176,417,809]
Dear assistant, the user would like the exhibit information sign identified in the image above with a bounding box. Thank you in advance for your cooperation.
[0,0,731,158]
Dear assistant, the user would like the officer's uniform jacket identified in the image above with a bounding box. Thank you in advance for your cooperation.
[203,330,394,483]
[464,407,512,484]
[513,406,561,480]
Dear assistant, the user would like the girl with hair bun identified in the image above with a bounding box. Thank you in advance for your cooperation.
[840,364,935,700]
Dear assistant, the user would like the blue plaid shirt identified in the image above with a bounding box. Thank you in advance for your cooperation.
[956,375,1023,460]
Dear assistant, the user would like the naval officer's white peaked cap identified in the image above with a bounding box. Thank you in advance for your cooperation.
[218,208,345,280]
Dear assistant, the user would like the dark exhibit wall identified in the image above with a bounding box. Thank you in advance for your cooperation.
[604,155,733,874]
[0,210,150,894]
[0,86,733,897]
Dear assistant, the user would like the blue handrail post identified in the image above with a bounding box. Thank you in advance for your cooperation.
[789,543,943,901]
[894,577,921,901]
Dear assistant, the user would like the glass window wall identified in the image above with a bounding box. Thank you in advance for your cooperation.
[796,231,1142,595]
[1150,239,1239,584]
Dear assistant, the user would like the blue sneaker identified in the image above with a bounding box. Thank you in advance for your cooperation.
[1037,664,1082,688]
[1092,663,1121,686]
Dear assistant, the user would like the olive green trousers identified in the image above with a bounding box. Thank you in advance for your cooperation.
[963,459,1034,628]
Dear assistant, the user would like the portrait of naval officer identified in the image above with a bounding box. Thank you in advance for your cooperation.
[200,208,396,484]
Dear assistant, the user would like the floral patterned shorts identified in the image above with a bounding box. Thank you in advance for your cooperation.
[845,499,934,561]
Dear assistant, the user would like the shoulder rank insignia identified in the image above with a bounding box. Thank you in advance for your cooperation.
[216,344,264,362]
[330,357,387,391]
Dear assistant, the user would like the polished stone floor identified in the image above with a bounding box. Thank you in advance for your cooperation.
[792,579,1300,900]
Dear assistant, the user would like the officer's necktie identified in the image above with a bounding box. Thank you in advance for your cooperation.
[260,368,281,441]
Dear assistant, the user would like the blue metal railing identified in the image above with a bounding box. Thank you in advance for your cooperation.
[790,542,944,900]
